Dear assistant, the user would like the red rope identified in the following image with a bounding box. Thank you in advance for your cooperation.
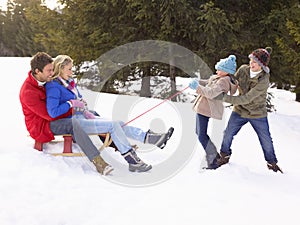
[122,86,189,127]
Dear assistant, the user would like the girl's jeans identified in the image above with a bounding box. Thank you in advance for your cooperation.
[196,113,218,165]
[74,115,146,154]
[220,111,278,163]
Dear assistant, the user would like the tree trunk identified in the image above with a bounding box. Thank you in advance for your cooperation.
[169,46,177,102]
[170,64,176,101]
[140,64,151,97]
[296,92,300,102]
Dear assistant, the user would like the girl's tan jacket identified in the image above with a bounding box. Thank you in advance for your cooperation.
[193,75,237,120]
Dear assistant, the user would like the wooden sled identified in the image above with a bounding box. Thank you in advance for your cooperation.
[33,133,113,157]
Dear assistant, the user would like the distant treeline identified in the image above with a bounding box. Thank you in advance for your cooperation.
[1,0,299,101]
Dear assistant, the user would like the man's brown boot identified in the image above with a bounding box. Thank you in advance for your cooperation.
[92,155,114,175]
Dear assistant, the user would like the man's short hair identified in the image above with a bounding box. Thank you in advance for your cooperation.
[30,52,53,75]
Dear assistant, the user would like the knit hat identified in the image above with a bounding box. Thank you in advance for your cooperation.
[249,47,272,73]
[215,55,237,75]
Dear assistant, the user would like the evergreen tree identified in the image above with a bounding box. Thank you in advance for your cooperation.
[0,7,9,55]
[25,2,63,56]
[275,3,300,101]
[158,0,200,100]
[2,0,18,55]
[263,0,300,101]
[196,1,239,69]
[1,0,48,56]
[1,0,299,102]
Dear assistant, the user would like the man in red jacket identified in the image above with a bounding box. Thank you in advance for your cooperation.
[19,52,113,175]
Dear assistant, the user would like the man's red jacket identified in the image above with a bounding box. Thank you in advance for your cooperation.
[19,71,72,142]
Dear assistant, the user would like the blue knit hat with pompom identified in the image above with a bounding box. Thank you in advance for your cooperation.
[215,55,237,75]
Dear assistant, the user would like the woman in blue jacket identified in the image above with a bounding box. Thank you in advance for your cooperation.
[46,55,174,173]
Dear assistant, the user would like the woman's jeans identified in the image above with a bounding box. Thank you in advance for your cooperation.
[220,111,278,163]
[74,115,146,154]
[196,113,218,165]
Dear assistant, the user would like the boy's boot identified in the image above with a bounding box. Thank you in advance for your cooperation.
[216,152,231,167]
[92,155,114,175]
[144,127,174,149]
[267,162,283,173]
[122,149,152,172]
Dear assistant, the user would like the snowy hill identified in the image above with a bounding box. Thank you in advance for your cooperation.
[1,57,300,225]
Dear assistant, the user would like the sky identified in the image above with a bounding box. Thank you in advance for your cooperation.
[0,0,58,10]
[1,57,300,225]
[0,0,4,9]
[0,0,6,9]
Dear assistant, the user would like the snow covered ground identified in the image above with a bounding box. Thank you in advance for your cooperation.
[1,57,300,225]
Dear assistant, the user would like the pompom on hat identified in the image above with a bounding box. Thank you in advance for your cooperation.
[215,54,237,75]
[249,47,272,73]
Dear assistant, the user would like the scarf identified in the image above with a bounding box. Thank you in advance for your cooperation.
[58,77,80,99]
[57,77,90,113]
[250,70,262,78]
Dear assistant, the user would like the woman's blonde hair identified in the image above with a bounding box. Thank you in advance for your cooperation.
[52,55,73,79]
